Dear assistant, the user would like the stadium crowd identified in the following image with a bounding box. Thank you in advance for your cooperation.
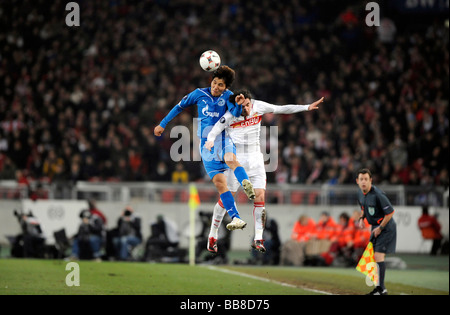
[0,0,448,194]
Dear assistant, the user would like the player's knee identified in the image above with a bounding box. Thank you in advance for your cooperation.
[223,153,239,169]
[212,175,228,193]
[255,189,265,202]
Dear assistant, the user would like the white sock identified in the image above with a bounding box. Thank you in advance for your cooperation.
[253,202,265,240]
[209,201,226,239]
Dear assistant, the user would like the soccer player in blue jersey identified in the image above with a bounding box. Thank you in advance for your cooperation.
[154,66,255,230]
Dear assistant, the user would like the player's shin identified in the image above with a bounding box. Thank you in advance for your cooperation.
[253,202,265,240]
[220,191,240,219]
[234,166,249,185]
[209,200,226,239]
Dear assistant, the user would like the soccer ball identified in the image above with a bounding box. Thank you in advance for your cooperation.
[199,50,221,72]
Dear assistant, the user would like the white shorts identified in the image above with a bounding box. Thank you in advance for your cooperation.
[226,151,266,192]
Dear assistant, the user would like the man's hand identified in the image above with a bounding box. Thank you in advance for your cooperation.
[235,93,245,105]
[204,141,214,151]
[308,97,324,111]
[372,226,382,238]
[358,218,365,229]
[154,125,165,136]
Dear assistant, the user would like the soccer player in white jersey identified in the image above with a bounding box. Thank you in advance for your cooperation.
[204,89,323,252]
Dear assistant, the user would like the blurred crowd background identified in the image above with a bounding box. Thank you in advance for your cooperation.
[0,0,448,191]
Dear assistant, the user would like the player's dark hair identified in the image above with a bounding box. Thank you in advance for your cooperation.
[228,88,253,103]
[212,65,235,88]
[357,168,372,178]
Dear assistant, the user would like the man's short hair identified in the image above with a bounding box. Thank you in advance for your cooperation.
[357,168,372,178]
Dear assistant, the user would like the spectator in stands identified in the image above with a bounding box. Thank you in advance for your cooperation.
[82,155,99,180]
[15,169,30,188]
[377,17,397,44]
[0,156,16,180]
[42,149,65,180]
[171,162,189,183]
[151,161,171,182]
[113,206,142,261]
[418,205,443,256]
[128,148,143,180]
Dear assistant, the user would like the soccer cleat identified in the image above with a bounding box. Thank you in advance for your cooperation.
[207,237,218,253]
[366,286,388,295]
[226,217,247,231]
[251,240,266,253]
[242,179,256,200]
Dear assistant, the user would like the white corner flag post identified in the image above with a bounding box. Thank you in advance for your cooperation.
[188,183,200,266]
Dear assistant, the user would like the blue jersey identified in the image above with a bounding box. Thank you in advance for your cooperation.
[159,88,242,139]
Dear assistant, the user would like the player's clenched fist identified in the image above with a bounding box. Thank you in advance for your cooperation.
[234,93,245,105]
[154,125,164,136]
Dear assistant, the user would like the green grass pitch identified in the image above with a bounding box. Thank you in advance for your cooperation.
[0,258,447,295]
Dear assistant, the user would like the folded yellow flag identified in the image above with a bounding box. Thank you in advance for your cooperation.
[188,184,200,211]
[356,241,378,286]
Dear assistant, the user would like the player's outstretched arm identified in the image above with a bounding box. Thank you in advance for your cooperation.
[155,90,199,136]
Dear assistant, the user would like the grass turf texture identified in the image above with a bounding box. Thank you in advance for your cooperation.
[0,258,447,295]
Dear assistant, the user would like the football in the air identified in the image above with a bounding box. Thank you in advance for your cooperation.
[199,50,221,72]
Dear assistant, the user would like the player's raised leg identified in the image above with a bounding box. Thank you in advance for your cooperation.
[212,173,247,231]
[223,151,255,200]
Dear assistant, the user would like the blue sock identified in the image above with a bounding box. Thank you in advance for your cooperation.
[234,166,249,186]
[220,191,240,219]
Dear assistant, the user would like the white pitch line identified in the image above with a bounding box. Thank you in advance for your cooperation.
[205,265,334,295]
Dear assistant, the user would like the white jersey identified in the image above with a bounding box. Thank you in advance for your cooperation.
[207,99,310,192]
[207,99,310,154]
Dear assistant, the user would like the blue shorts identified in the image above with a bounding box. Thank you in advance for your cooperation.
[200,135,236,180]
